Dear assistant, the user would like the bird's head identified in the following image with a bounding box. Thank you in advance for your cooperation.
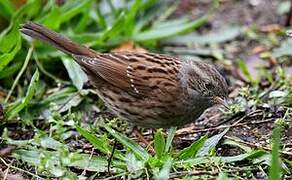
[181,60,229,108]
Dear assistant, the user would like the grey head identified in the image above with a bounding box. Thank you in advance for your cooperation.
[180,59,228,107]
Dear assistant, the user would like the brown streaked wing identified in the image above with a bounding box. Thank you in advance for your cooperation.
[74,52,181,97]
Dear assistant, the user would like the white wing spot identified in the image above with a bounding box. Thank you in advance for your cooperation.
[131,84,139,93]
[121,54,129,59]
[127,64,139,94]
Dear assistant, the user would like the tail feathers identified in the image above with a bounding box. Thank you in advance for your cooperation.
[20,22,96,57]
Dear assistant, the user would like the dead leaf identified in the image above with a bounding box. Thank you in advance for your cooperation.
[267,57,277,66]
[112,41,148,53]
[0,172,26,180]
[252,46,266,54]
[56,0,66,6]
[229,87,241,98]
[11,0,27,9]
[0,146,14,157]
[259,24,282,33]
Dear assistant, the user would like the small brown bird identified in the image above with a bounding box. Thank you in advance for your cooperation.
[20,22,228,128]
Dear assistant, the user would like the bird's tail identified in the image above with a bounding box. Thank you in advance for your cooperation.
[20,22,96,57]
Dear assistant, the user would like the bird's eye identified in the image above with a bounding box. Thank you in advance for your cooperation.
[205,82,213,89]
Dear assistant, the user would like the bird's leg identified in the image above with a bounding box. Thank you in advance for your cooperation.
[132,126,155,155]
[107,139,117,175]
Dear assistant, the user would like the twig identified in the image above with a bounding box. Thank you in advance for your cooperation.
[107,140,117,175]
[230,109,264,126]
[81,147,94,176]
[0,157,44,180]
[100,172,127,180]
[213,111,245,127]
[169,167,256,179]
[225,136,292,156]
[176,118,276,135]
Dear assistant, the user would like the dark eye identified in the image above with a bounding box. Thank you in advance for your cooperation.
[205,82,213,89]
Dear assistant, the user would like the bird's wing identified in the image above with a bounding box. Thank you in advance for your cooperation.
[73,52,181,98]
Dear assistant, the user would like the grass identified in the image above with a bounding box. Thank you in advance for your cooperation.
[0,0,291,179]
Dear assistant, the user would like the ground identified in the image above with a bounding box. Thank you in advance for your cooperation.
[0,0,291,179]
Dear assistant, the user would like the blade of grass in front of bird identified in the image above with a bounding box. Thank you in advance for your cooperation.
[196,128,229,157]
[176,150,268,168]
[69,153,124,172]
[154,129,165,159]
[164,127,176,153]
[13,149,117,173]
[40,86,77,105]
[76,125,125,161]
[104,124,150,161]
[155,159,172,180]
[177,135,207,160]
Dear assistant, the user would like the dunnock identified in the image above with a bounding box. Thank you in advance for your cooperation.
[20,22,228,128]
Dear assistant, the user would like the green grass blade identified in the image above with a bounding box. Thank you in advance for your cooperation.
[133,15,208,41]
[154,129,165,159]
[237,59,257,85]
[269,125,282,180]
[0,0,15,20]
[123,0,142,36]
[0,61,22,79]
[100,13,126,42]
[76,125,124,160]
[155,159,172,180]
[104,124,150,161]
[61,56,88,90]
[217,172,228,180]
[6,69,39,120]
[0,34,21,71]
[177,135,207,160]
[196,128,229,157]
[164,127,176,153]
[60,0,94,24]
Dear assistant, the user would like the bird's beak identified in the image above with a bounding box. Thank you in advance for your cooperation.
[213,96,229,109]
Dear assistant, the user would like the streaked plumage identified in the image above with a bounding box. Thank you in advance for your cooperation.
[20,22,228,128]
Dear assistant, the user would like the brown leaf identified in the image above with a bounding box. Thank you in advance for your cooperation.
[0,146,14,157]
[0,172,26,180]
[111,41,148,53]
[259,24,282,33]
[252,46,266,54]
[11,0,27,9]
